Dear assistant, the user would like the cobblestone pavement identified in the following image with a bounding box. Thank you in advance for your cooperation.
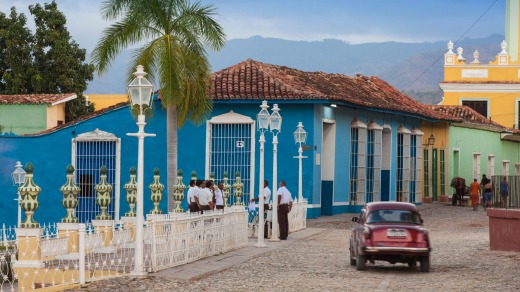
[69,203,520,291]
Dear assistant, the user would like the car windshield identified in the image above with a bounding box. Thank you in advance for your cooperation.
[366,209,421,224]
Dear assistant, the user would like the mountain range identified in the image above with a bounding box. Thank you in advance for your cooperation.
[86,34,505,105]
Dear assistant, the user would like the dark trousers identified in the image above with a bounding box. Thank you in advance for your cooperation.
[200,205,210,214]
[216,205,224,210]
[189,202,200,213]
[278,204,289,240]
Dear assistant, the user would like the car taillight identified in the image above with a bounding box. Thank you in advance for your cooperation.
[422,230,429,242]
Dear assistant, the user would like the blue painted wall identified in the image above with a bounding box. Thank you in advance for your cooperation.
[0,98,427,225]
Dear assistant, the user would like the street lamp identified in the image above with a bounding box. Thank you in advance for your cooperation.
[293,122,308,201]
[11,161,26,227]
[269,104,282,242]
[127,65,156,276]
[255,100,270,247]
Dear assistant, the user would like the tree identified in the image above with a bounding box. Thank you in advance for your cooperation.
[0,7,34,94]
[91,0,225,209]
[29,2,95,120]
[0,1,94,120]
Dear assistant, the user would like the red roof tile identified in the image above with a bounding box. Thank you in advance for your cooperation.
[429,105,507,132]
[0,93,77,105]
[209,59,460,121]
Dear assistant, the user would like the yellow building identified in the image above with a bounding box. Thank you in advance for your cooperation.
[440,0,520,129]
[86,94,128,111]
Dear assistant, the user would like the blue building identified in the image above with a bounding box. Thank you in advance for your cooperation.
[0,59,457,225]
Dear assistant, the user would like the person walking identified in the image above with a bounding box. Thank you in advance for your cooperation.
[187,179,200,213]
[470,178,480,211]
[500,176,509,208]
[277,180,293,240]
[481,174,492,210]
[215,182,225,210]
[250,180,271,239]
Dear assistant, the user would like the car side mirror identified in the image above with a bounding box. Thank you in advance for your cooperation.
[352,217,359,223]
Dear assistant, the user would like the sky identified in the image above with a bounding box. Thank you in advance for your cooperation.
[0,0,506,53]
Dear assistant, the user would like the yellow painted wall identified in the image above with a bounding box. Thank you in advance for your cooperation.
[442,91,519,128]
[87,94,128,110]
[444,65,520,82]
[45,103,66,129]
[421,121,450,201]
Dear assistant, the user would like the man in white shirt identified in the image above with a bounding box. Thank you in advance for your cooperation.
[187,180,200,213]
[198,180,214,213]
[250,180,271,238]
[277,180,293,240]
[215,182,225,210]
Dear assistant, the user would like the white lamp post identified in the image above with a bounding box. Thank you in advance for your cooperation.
[269,104,282,241]
[293,122,308,201]
[11,161,26,228]
[255,100,270,247]
[127,65,156,276]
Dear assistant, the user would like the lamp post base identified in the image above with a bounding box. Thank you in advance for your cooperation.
[130,270,148,277]
[254,242,267,248]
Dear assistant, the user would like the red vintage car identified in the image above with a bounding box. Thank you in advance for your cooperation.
[350,202,431,272]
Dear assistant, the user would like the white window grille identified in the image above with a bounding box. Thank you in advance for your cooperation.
[473,153,481,179]
[367,121,382,202]
[503,160,510,176]
[397,125,411,202]
[411,128,424,203]
[350,119,367,205]
[488,155,495,177]
[206,111,255,204]
[72,129,121,223]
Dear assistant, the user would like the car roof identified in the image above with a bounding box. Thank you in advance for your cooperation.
[364,202,419,212]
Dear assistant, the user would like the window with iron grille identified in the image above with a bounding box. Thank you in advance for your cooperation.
[350,119,367,205]
[366,122,382,203]
[397,126,411,202]
[72,129,120,223]
[207,112,255,205]
[424,149,429,197]
[440,149,446,196]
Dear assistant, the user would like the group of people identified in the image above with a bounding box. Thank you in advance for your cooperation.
[187,179,226,213]
[469,174,509,210]
[250,180,293,240]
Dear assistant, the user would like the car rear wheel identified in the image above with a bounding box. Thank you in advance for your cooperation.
[356,252,366,271]
[420,256,430,272]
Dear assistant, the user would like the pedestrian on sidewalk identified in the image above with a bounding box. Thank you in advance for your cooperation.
[481,174,492,210]
[500,176,509,208]
[188,179,200,213]
[277,180,293,240]
[250,180,271,238]
[199,180,214,213]
[215,182,225,210]
[470,178,480,211]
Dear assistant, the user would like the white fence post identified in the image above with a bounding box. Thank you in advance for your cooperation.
[79,223,86,285]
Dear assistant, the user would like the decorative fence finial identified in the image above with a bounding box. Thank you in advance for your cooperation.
[233,171,244,206]
[149,168,164,214]
[471,50,481,64]
[456,47,465,61]
[223,171,231,207]
[191,170,197,181]
[124,167,137,217]
[95,166,113,220]
[172,169,186,212]
[60,165,80,223]
[19,162,41,228]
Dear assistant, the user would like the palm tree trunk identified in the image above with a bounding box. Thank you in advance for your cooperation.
[167,105,178,212]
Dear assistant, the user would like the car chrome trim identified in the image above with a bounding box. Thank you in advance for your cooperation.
[364,247,430,253]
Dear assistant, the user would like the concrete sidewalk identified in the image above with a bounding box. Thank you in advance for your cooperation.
[154,227,327,281]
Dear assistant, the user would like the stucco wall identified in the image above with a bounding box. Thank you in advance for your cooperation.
[0,104,47,135]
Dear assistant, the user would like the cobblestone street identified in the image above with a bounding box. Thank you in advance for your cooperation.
[70,203,520,291]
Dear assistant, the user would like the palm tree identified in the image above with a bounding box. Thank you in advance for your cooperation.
[91,0,225,210]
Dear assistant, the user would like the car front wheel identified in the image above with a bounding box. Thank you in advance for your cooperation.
[356,252,366,271]
[420,256,430,272]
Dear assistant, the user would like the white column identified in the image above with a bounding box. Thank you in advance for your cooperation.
[255,131,267,247]
[128,114,155,275]
[270,134,280,241]
[298,145,304,201]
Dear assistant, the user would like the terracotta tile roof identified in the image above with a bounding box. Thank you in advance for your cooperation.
[429,105,507,132]
[22,101,129,136]
[0,93,77,105]
[209,59,460,122]
[440,81,520,84]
